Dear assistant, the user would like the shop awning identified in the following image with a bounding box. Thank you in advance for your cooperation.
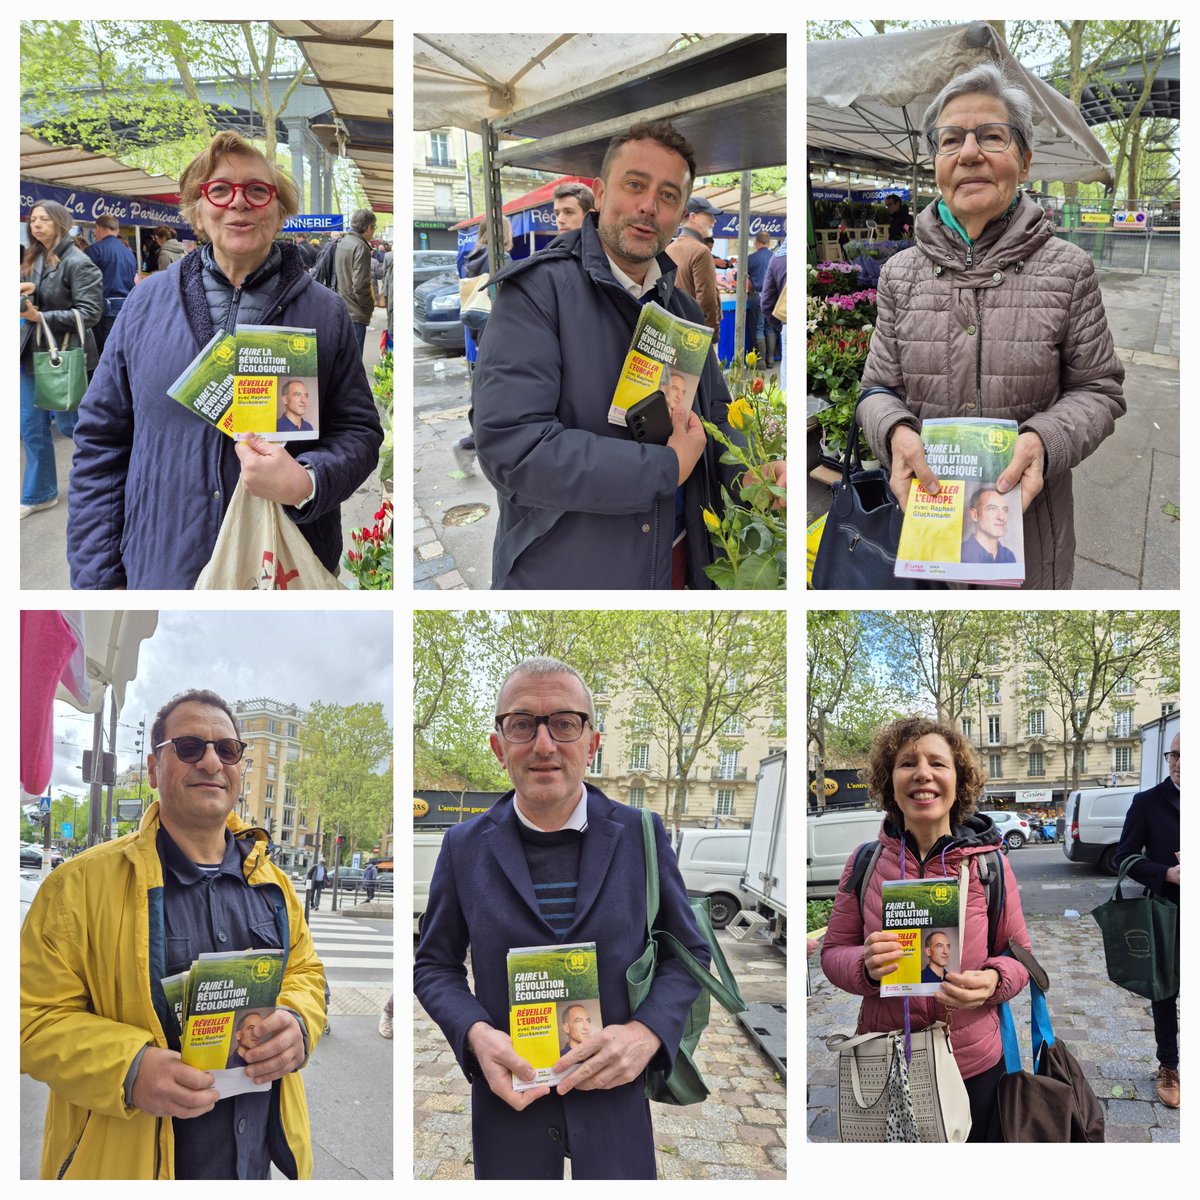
[268,20,394,213]
[20,131,180,198]
[808,22,1115,188]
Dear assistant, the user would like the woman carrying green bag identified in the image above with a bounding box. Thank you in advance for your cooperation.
[1106,733,1180,1108]
[19,199,103,518]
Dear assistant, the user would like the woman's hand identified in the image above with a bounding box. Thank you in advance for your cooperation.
[888,425,939,512]
[235,433,314,506]
[23,300,42,323]
[996,431,1045,513]
[740,459,787,509]
[20,282,36,297]
[863,930,904,981]
[936,968,1000,1010]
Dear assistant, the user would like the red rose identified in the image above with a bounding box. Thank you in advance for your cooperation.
[817,271,833,284]
[751,377,765,394]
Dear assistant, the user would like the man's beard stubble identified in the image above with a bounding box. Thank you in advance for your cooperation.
[597,214,671,265]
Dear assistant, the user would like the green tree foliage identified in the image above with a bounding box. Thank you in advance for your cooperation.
[1017,610,1178,796]
[21,20,217,164]
[288,702,392,866]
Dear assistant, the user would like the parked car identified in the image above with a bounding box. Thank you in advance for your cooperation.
[21,871,42,924]
[413,831,446,935]
[20,846,62,869]
[807,806,885,899]
[414,249,460,287]
[980,810,1031,850]
[674,828,753,929]
[332,866,393,895]
[1062,786,1138,874]
[413,271,465,349]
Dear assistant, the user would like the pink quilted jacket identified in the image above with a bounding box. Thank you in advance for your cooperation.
[821,815,1031,1080]
[858,192,1126,589]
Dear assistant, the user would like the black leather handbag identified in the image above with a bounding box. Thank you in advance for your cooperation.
[811,391,942,590]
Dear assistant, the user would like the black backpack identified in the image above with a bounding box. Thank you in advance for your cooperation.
[845,840,1008,957]
[312,238,339,290]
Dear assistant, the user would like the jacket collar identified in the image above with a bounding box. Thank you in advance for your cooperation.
[881,810,1003,871]
[481,784,624,935]
[917,190,1052,272]
[133,799,273,885]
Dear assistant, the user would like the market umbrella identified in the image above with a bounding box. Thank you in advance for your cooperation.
[807,21,1115,198]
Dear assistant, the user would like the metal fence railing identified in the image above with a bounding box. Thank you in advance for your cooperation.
[1054,229,1179,274]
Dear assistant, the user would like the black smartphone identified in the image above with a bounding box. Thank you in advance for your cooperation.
[626,390,672,445]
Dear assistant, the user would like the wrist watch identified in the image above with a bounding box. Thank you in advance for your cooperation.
[295,464,317,510]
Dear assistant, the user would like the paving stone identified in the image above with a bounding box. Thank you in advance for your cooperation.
[722,1142,769,1167]
[677,1138,722,1162]
[703,1165,757,1180]
[741,1107,782,1126]
[413,554,455,582]
[414,526,437,546]
[1104,1124,1153,1143]
[735,1123,780,1147]
[436,570,468,589]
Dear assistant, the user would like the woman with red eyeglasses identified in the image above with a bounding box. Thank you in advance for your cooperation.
[66,131,383,589]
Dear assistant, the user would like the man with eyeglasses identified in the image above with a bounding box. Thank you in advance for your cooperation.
[20,689,326,1178]
[1115,730,1181,1108]
[415,657,709,1179]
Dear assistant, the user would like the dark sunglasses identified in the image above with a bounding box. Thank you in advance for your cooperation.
[155,736,247,765]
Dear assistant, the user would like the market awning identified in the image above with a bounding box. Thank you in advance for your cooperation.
[20,131,180,198]
[808,22,1115,188]
[269,20,394,212]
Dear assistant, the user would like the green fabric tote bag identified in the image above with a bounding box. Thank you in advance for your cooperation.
[626,808,746,1105]
[1090,853,1179,1001]
[33,310,89,412]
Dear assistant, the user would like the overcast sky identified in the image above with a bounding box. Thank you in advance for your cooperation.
[44,610,392,799]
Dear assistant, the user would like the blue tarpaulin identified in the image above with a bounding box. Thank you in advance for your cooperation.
[20,178,190,233]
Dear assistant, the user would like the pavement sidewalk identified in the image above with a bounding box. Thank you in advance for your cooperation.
[414,930,788,1179]
[806,267,1180,589]
[806,912,1179,1143]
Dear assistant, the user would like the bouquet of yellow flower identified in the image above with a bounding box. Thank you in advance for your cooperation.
[701,352,786,589]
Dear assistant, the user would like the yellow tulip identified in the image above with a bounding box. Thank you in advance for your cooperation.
[702,508,721,534]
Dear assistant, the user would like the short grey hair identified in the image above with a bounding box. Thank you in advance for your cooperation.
[349,208,376,234]
[495,657,596,724]
[922,61,1035,159]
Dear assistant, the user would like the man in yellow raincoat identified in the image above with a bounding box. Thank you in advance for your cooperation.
[20,689,326,1179]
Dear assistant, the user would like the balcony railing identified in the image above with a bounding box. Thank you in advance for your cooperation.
[1107,725,1135,740]
[711,767,748,781]
[425,156,457,169]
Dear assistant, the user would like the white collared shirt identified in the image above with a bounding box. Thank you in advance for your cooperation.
[514,784,589,832]
[605,252,662,300]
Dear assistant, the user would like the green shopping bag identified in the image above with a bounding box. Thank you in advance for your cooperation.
[1090,854,1179,1001]
[626,809,745,1105]
[33,310,89,412]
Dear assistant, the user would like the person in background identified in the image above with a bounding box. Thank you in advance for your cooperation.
[758,240,786,381]
[745,230,774,362]
[291,231,317,269]
[1114,732,1181,1108]
[83,214,137,357]
[335,208,377,354]
[552,181,595,234]
[153,225,187,271]
[884,193,914,240]
[666,194,723,337]
[20,200,103,519]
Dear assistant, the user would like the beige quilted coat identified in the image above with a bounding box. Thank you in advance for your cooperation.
[859,192,1126,589]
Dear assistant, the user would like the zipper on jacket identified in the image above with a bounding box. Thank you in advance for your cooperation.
[56,1113,90,1178]
[155,1117,163,1179]
[224,286,244,335]
[973,291,983,409]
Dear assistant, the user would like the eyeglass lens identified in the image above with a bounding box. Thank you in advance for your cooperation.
[500,713,585,743]
[203,181,275,207]
[171,736,245,764]
[933,124,1012,154]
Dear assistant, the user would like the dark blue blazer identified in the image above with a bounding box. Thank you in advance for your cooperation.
[1115,776,1180,904]
[413,786,709,1179]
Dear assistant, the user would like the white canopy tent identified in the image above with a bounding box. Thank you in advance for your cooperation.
[808,21,1115,202]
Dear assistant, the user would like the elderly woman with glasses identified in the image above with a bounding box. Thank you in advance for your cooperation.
[67,131,383,589]
[857,62,1125,590]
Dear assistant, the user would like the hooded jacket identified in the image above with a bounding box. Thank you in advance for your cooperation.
[20,802,326,1179]
[821,813,1031,1080]
[66,242,382,589]
[858,191,1126,589]
[472,212,740,590]
[21,237,105,371]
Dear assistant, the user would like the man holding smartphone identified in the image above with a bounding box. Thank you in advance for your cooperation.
[472,121,755,590]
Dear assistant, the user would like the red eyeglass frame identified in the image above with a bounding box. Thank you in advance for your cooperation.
[199,179,279,208]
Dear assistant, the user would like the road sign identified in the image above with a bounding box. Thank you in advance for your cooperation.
[38,796,52,815]
[61,822,73,838]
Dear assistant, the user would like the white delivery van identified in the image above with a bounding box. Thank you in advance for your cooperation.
[806,807,885,899]
[674,827,753,929]
[1062,787,1137,875]
[413,830,446,935]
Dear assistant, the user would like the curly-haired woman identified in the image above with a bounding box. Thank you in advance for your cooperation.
[821,716,1032,1140]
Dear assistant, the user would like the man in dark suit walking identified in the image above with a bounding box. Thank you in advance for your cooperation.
[414,657,709,1178]
[1115,731,1180,1108]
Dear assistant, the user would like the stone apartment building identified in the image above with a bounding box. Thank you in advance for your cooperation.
[233,697,313,874]
[956,657,1178,807]
[413,127,554,250]
[583,677,786,828]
